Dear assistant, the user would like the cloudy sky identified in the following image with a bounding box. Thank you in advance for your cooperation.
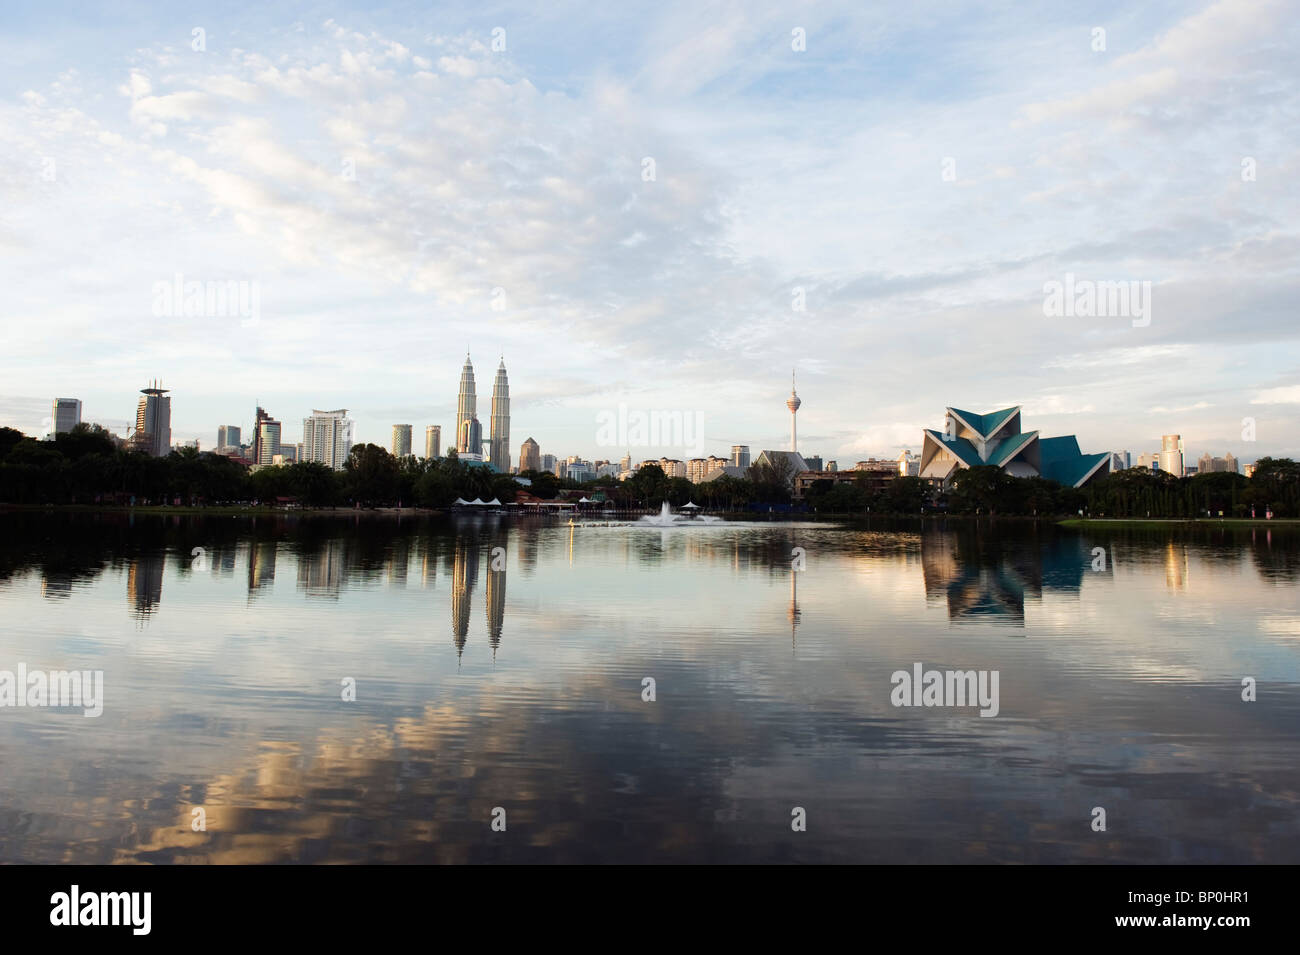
[1,0,1297,465]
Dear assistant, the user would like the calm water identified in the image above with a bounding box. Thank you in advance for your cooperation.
[0,512,1297,863]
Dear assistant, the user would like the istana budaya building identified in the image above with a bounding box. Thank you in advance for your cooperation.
[919,406,1111,489]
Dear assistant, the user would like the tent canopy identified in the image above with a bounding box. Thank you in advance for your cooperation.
[680,501,701,509]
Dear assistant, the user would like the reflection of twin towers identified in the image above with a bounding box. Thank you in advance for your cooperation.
[452,539,506,662]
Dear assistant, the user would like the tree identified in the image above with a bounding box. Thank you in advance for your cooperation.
[884,476,930,513]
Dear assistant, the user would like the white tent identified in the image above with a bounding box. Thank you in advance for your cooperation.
[485,497,502,506]
[680,501,701,509]
[468,498,487,506]
[453,498,471,506]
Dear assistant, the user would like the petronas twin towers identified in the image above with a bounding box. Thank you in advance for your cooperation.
[455,353,511,472]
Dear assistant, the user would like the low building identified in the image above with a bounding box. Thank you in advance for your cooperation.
[793,468,896,500]
[919,406,1110,488]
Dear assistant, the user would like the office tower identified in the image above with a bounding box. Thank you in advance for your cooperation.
[897,450,919,476]
[425,425,441,459]
[302,409,354,470]
[786,370,801,452]
[541,453,556,473]
[458,416,483,459]
[276,443,297,463]
[804,455,823,471]
[1198,452,1240,474]
[217,425,241,449]
[1159,434,1183,477]
[132,382,171,457]
[257,419,282,467]
[392,424,412,458]
[489,358,511,472]
[620,451,632,472]
[251,406,275,464]
[456,353,477,452]
[51,398,82,434]
[731,445,750,469]
[1111,450,1131,471]
[519,437,540,472]
[827,461,838,472]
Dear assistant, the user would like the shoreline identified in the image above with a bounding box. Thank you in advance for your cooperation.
[1057,517,1300,528]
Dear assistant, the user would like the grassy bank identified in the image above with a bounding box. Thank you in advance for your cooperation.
[1058,517,1300,528]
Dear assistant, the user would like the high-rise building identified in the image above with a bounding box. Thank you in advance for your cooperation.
[302,409,354,470]
[1198,452,1239,474]
[687,458,708,483]
[1110,450,1132,471]
[257,419,281,467]
[425,425,441,459]
[786,371,802,452]
[519,437,540,472]
[51,398,82,435]
[489,358,511,473]
[132,382,171,457]
[541,454,556,474]
[456,353,477,453]
[217,425,241,450]
[620,451,632,473]
[731,445,750,469]
[1159,434,1183,477]
[392,424,412,458]
[897,449,920,476]
[458,417,483,459]
[251,407,275,465]
[804,455,823,471]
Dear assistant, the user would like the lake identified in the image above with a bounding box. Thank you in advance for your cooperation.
[0,511,1296,863]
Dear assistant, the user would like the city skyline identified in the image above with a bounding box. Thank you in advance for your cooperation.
[1,1,1296,463]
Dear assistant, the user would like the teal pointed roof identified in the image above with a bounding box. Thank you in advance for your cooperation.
[1039,436,1108,486]
[949,406,1019,439]
[988,430,1038,467]
[924,430,983,467]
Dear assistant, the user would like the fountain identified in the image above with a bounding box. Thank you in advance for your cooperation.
[637,502,722,526]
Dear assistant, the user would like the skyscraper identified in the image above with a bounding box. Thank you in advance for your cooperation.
[217,425,241,450]
[392,424,412,458]
[51,398,82,435]
[257,418,281,467]
[731,445,750,469]
[132,382,171,457]
[251,406,275,464]
[458,417,483,458]
[302,409,354,470]
[489,358,511,472]
[425,425,441,459]
[519,437,540,472]
[456,353,477,453]
[1159,434,1183,477]
[786,371,801,452]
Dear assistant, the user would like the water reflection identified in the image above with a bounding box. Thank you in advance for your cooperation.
[1,513,1298,864]
[920,529,1091,625]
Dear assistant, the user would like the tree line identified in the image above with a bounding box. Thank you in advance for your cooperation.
[1,424,1296,517]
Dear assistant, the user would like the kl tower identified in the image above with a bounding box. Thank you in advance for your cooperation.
[786,369,801,452]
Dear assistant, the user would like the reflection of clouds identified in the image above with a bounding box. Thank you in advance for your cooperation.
[2,517,1299,862]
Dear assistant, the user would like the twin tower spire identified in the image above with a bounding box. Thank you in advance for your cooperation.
[456,352,511,472]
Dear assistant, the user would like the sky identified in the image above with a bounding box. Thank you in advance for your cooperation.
[1,0,1297,466]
